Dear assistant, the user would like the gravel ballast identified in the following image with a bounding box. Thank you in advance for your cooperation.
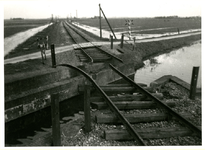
[60,82,201,146]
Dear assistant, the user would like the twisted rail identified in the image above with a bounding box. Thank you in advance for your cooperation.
[56,63,146,145]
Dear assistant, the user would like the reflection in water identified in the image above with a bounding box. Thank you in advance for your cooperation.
[147,58,160,72]
[135,42,201,88]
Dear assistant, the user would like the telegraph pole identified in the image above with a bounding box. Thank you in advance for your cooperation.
[99,4,102,39]
[51,14,54,23]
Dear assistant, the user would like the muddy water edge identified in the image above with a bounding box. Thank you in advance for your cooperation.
[135,41,201,88]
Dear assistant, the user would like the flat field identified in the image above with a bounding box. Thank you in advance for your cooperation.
[4,20,101,59]
[4,17,201,59]
[75,17,201,34]
[4,19,50,38]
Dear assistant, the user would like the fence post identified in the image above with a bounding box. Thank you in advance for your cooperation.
[120,34,124,48]
[177,28,180,34]
[133,37,136,50]
[51,44,56,68]
[110,35,113,49]
[84,81,91,133]
[51,93,61,146]
[189,66,199,100]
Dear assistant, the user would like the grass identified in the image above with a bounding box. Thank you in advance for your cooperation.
[4,19,50,38]
[74,17,201,33]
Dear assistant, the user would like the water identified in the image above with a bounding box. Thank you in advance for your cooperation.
[134,42,201,88]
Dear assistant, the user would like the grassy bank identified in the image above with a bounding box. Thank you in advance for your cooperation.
[4,34,201,77]
[119,34,201,73]
[135,34,201,61]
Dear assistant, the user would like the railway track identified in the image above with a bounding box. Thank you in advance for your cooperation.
[75,64,201,145]
[63,21,122,63]
[7,63,200,146]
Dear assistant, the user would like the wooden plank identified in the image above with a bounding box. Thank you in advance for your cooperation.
[90,93,163,102]
[106,84,132,87]
[90,95,143,102]
[95,113,191,124]
[91,101,175,110]
[100,86,135,93]
[104,127,194,140]
[106,83,147,87]
[79,85,153,93]
[78,85,134,93]
[170,76,190,90]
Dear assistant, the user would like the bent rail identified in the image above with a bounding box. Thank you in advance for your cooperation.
[109,63,201,138]
[56,63,146,145]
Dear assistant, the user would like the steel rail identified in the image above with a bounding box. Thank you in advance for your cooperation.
[109,64,201,138]
[94,46,123,63]
[65,21,123,63]
[56,63,146,146]
[63,22,93,63]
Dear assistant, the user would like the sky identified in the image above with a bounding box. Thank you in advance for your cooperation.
[2,0,202,19]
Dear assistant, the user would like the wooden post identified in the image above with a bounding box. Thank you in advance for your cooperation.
[99,4,117,39]
[110,35,113,49]
[177,28,180,34]
[51,93,61,146]
[190,66,199,100]
[99,4,102,39]
[84,82,91,132]
[120,34,124,48]
[51,44,56,68]
[133,37,136,50]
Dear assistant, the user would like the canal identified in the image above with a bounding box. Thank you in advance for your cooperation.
[134,41,201,88]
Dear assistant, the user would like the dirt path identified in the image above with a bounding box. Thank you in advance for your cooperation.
[4,31,201,64]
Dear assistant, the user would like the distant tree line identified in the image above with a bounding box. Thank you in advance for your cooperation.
[155,16,201,19]
[10,18,24,20]
[91,16,103,19]
[155,16,179,19]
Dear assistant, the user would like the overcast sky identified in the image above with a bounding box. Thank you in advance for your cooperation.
[2,0,202,19]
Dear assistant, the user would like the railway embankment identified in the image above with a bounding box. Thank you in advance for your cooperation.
[5,28,201,146]
[5,33,201,121]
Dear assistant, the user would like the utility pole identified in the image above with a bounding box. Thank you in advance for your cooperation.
[99,4,117,39]
[51,14,54,23]
[99,4,102,39]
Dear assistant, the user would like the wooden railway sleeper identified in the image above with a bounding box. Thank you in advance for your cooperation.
[56,64,146,146]
[109,63,201,138]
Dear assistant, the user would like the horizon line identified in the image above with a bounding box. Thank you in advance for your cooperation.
[4,15,201,20]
